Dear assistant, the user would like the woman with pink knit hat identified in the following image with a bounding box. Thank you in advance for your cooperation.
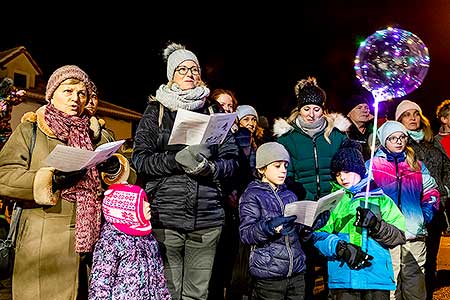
[0,65,132,299]
[395,99,450,300]
[88,183,171,300]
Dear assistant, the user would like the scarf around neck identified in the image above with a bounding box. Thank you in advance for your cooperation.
[407,129,424,142]
[296,116,327,137]
[44,104,102,253]
[155,83,210,111]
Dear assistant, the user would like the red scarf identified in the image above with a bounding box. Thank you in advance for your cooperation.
[44,104,102,253]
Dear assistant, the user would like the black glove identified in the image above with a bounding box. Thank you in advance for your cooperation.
[52,169,87,192]
[354,207,381,234]
[175,144,215,176]
[335,240,373,270]
[97,155,120,174]
[262,215,297,236]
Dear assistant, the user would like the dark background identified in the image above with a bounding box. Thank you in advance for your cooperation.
[3,1,450,130]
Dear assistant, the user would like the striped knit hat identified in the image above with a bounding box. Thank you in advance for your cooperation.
[45,65,91,102]
[102,184,152,236]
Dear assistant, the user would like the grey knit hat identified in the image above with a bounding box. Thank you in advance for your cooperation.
[163,42,200,81]
[236,104,258,121]
[256,142,290,169]
[377,120,408,147]
[295,76,326,109]
[45,65,91,102]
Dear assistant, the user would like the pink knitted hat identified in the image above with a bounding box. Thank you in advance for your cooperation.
[45,65,91,102]
[102,184,152,236]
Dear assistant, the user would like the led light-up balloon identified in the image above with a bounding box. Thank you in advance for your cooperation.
[354,27,430,101]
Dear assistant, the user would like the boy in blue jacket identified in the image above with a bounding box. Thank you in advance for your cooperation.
[312,140,406,300]
[239,142,307,299]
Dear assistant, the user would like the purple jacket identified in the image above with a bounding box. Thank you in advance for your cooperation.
[88,222,171,300]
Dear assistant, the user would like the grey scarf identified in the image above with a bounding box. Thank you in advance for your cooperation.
[296,116,326,137]
[155,83,210,111]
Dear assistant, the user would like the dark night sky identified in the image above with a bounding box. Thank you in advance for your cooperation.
[3,1,450,128]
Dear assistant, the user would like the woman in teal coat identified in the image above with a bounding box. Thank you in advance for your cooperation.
[273,76,351,300]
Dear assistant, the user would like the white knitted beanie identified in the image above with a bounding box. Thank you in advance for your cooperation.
[163,42,199,81]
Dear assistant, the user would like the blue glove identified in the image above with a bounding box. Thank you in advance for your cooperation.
[313,210,330,230]
[262,215,297,236]
[354,207,381,234]
[299,211,330,242]
[422,203,434,224]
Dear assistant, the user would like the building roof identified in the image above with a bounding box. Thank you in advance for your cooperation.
[0,46,43,75]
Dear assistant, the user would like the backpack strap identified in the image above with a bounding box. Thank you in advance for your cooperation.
[158,103,164,128]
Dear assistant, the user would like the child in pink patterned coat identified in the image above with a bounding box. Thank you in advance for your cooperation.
[88,183,171,300]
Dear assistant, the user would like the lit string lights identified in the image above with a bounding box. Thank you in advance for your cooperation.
[354,27,430,251]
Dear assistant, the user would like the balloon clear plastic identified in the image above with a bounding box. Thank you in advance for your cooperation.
[354,27,430,102]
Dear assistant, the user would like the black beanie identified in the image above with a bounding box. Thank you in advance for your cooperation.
[330,139,366,179]
[343,95,370,115]
[295,77,326,109]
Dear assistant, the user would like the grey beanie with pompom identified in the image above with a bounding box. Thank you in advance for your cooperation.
[163,42,200,81]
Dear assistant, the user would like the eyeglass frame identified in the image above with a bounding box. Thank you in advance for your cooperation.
[175,66,200,76]
[387,134,408,144]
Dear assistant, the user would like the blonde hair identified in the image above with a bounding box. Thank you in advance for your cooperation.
[405,145,420,171]
[397,109,433,143]
[436,99,450,119]
[286,107,334,144]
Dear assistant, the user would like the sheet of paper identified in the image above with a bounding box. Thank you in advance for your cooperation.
[44,140,125,172]
[168,109,237,145]
[315,189,345,217]
[284,189,345,227]
[284,200,318,227]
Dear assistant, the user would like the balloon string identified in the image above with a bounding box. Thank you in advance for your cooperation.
[362,91,382,252]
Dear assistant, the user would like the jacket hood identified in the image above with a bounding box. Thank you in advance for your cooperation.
[273,112,351,138]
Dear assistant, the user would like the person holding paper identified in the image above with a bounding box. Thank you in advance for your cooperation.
[312,139,406,300]
[0,65,131,300]
[132,42,239,300]
[239,142,309,300]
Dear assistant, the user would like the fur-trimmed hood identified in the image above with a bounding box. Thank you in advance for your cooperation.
[273,112,351,142]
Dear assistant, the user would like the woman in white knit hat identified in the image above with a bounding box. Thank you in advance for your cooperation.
[132,42,239,300]
[370,120,440,300]
[395,99,450,300]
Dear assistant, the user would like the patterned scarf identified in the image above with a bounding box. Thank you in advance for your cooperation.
[44,104,102,253]
[155,83,209,111]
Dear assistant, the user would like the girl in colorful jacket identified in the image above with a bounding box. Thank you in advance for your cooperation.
[239,142,307,299]
[313,139,406,300]
[370,121,440,300]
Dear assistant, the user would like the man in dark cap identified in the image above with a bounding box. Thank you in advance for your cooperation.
[343,94,374,160]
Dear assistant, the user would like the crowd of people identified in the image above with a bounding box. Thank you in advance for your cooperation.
[0,40,450,300]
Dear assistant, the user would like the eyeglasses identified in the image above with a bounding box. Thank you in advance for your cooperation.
[175,66,200,76]
[387,135,408,143]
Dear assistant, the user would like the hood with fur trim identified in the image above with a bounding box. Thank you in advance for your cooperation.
[273,112,351,143]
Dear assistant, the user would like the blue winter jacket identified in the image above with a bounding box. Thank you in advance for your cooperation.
[239,180,306,279]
